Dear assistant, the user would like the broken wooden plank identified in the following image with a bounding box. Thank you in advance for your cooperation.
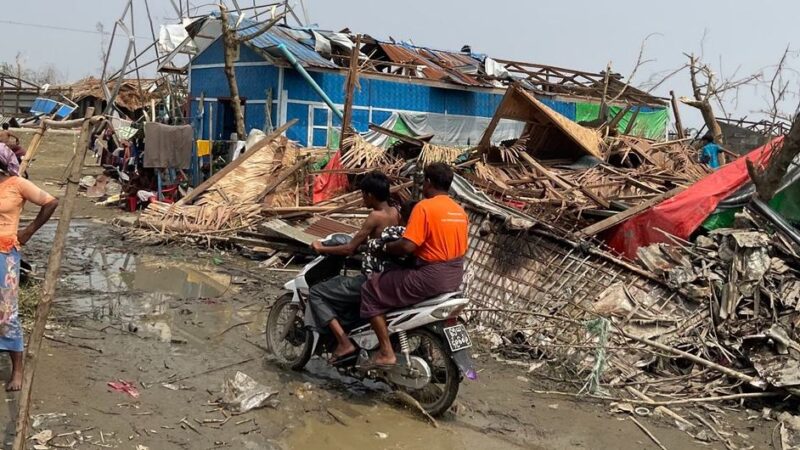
[598,164,664,194]
[519,152,610,208]
[260,219,319,246]
[179,119,296,205]
[578,187,683,237]
[256,156,312,203]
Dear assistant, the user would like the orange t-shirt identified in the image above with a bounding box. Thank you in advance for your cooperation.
[403,195,468,263]
[0,176,56,251]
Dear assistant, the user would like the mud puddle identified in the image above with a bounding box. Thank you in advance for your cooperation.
[287,399,525,450]
[10,221,768,450]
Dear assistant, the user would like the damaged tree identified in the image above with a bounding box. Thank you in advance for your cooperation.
[748,115,800,201]
[680,53,760,145]
[746,48,800,202]
[681,54,724,144]
[219,5,285,138]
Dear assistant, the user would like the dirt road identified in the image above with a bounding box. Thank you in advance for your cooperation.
[0,129,778,449]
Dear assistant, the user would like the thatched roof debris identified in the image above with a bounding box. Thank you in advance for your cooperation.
[52,77,165,112]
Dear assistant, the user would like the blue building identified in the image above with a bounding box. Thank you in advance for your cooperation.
[187,14,668,147]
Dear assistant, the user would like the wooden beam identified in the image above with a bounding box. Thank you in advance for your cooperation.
[18,122,46,175]
[578,187,683,237]
[478,85,516,151]
[519,152,610,209]
[670,90,685,139]
[598,164,663,194]
[178,119,296,205]
[339,35,361,152]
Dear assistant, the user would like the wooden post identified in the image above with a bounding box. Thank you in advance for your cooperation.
[13,117,98,450]
[339,35,361,152]
[670,91,685,139]
[19,122,48,174]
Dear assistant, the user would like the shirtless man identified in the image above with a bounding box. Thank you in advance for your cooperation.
[361,163,468,366]
[0,124,25,165]
[308,171,400,363]
[0,124,18,146]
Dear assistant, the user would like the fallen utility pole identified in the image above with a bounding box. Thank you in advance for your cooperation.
[13,112,102,450]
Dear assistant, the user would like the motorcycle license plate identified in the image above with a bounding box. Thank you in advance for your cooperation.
[443,325,472,352]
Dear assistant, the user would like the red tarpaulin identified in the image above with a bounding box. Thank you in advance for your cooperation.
[604,137,782,259]
[312,150,349,204]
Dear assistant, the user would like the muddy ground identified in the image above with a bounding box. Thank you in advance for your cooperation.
[0,129,784,449]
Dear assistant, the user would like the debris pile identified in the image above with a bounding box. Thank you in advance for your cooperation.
[138,132,304,236]
[638,219,800,394]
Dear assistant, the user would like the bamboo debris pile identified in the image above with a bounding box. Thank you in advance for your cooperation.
[418,143,467,167]
[462,198,800,448]
[139,135,304,235]
[341,134,402,173]
[469,136,709,230]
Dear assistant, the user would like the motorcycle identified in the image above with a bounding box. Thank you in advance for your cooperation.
[265,233,476,417]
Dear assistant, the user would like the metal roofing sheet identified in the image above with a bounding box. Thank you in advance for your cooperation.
[304,217,359,238]
[380,42,490,87]
[379,43,447,81]
[230,13,337,69]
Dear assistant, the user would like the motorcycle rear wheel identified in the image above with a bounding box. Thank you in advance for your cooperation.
[265,293,312,371]
[397,328,460,417]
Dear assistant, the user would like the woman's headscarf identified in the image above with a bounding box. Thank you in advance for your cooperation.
[0,143,20,176]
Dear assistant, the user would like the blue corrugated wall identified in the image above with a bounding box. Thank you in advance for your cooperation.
[189,43,661,145]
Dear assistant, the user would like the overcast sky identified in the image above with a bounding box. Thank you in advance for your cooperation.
[2,0,797,127]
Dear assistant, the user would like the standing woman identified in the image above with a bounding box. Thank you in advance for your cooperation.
[0,146,57,391]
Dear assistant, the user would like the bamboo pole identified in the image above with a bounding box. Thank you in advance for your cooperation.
[12,116,99,450]
[19,122,47,174]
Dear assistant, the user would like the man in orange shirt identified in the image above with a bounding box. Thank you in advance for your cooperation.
[361,163,468,366]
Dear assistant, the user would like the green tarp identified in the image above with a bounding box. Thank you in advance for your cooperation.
[575,104,669,141]
[702,180,800,230]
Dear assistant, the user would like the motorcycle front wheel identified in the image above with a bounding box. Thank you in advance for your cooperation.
[265,293,312,370]
[398,328,460,417]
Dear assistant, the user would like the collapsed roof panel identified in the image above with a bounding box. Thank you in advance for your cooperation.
[481,84,604,159]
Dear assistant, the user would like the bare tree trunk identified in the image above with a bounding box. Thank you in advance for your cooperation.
[747,117,800,201]
[684,54,724,145]
[220,6,246,138]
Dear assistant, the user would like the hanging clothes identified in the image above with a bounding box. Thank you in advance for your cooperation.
[143,123,194,169]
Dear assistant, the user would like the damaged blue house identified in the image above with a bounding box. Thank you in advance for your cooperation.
[185,13,669,147]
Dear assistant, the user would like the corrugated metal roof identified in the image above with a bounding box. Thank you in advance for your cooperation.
[380,43,448,81]
[304,217,359,238]
[379,42,490,87]
[229,13,338,69]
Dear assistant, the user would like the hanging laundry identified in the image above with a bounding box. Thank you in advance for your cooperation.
[144,122,194,169]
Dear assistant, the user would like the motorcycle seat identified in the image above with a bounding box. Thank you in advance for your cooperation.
[413,291,464,308]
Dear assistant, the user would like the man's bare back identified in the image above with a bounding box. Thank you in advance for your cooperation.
[0,130,16,145]
[367,204,401,239]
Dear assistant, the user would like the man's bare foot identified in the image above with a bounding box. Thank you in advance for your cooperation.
[371,351,397,366]
[6,372,22,392]
[333,340,356,358]
[328,341,357,364]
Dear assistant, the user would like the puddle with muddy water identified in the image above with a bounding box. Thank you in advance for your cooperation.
[42,222,263,344]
